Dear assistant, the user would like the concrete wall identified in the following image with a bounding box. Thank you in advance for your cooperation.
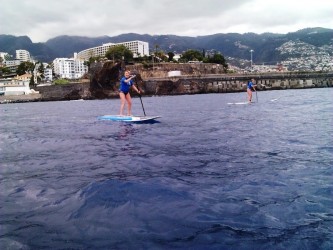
[146,74,333,95]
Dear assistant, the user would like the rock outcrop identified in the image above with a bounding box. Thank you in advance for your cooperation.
[89,61,121,98]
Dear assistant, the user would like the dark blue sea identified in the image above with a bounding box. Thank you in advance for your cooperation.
[1,88,332,249]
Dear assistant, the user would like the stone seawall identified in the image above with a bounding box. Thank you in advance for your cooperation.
[143,73,333,95]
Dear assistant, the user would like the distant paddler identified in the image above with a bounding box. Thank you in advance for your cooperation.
[247,78,257,103]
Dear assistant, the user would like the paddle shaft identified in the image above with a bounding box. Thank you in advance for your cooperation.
[133,76,146,116]
[138,94,146,116]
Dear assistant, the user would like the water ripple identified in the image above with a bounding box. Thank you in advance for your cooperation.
[0,89,332,249]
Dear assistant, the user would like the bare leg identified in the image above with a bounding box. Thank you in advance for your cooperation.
[247,89,252,102]
[119,92,126,115]
[125,93,132,116]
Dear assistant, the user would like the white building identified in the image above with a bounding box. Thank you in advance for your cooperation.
[0,52,9,60]
[77,40,149,60]
[44,67,53,81]
[252,64,287,72]
[33,62,53,83]
[4,59,21,67]
[0,74,32,96]
[173,53,182,61]
[16,49,31,61]
[53,54,88,79]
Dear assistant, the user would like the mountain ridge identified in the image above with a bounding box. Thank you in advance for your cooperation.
[1,27,332,66]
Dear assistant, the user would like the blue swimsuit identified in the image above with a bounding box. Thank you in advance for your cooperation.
[247,81,254,91]
[119,77,133,94]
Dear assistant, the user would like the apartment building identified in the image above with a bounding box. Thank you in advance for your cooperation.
[44,68,53,81]
[53,54,88,79]
[16,49,31,61]
[77,40,149,61]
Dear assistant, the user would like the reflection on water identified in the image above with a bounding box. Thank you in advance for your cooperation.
[116,123,137,140]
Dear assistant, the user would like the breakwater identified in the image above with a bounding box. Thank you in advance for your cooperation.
[1,72,332,103]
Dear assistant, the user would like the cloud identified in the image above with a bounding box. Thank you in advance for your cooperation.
[1,0,332,42]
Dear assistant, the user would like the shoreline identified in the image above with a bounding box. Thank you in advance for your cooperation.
[1,72,332,104]
[0,93,42,104]
[1,85,332,105]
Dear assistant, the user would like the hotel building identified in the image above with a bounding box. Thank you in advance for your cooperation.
[16,49,31,61]
[53,54,88,79]
[77,40,149,61]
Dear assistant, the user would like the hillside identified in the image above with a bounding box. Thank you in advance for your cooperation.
[0,35,57,62]
[0,28,332,68]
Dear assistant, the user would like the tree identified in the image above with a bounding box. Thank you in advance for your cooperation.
[29,75,35,87]
[206,53,228,69]
[154,51,168,62]
[105,45,133,62]
[84,56,103,69]
[0,66,11,76]
[37,62,45,81]
[16,62,35,75]
[181,49,204,62]
[167,52,175,62]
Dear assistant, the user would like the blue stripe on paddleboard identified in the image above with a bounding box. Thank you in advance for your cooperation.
[98,116,132,121]
[98,115,161,122]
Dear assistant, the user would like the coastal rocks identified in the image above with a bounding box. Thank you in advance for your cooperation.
[89,61,122,99]
[0,93,42,104]
[36,82,91,101]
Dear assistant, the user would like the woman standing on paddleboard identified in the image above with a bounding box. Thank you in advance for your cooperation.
[119,70,141,116]
[247,78,256,103]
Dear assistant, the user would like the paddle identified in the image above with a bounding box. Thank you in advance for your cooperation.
[132,74,146,116]
[138,93,146,116]
[255,89,258,103]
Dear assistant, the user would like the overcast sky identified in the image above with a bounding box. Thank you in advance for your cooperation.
[1,0,333,42]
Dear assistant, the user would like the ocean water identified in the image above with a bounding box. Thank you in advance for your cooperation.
[0,88,332,249]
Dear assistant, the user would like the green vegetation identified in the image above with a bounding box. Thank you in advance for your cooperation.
[167,52,175,62]
[105,45,133,62]
[54,79,69,85]
[0,66,11,76]
[16,61,35,75]
[86,44,228,72]
[29,76,35,87]
[179,49,204,62]
[204,53,228,71]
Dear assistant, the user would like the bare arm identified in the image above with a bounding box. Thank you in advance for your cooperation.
[124,75,136,83]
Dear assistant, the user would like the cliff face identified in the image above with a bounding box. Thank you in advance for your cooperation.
[37,82,91,101]
[127,63,226,78]
[36,61,125,101]
[89,61,147,98]
[89,61,121,98]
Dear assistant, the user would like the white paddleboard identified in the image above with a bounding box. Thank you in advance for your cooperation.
[98,115,161,122]
[227,102,250,105]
